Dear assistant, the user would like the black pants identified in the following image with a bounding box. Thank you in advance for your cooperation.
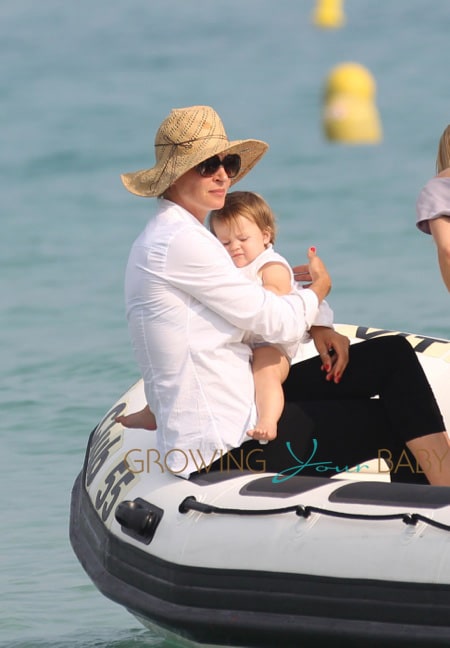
[208,337,445,484]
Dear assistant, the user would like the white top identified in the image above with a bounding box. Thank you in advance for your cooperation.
[240,243,294,287]
[124,199,333,477]
[416,177,450,235]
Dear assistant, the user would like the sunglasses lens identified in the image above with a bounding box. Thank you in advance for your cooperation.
[197,156,221,177]
[196,154,241,178]
[223,154,241,178]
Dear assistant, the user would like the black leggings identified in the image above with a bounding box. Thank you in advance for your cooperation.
[208,337,445,484]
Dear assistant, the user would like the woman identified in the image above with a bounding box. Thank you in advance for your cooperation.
[416,124,450,291]
[122,105,450,485]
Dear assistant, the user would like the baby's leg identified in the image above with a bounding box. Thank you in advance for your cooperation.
[115,404,157,430]
[247,346,290,442]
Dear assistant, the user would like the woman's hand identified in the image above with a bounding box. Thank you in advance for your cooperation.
[293,248,331,296]
[293,264,312,283]
[306,247,331,302]
[309,326,350,383]
[292,248,331,301]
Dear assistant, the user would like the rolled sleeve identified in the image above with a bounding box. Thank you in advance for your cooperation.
[295,287,320,329]
[312,299,334,327]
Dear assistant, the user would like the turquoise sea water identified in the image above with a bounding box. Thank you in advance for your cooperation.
[2,1,450,646]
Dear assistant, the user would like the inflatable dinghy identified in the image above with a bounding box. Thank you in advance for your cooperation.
[70,325,450,647]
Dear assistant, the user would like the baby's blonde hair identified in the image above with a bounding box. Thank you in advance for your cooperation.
[436,125,450,173]
[209,191,277,243]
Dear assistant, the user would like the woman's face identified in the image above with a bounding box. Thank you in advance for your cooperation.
[165,159,232,223]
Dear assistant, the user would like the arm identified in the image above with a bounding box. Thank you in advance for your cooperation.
[260,262,292,295]
[165,228,321,344]
[292,263,334,328]
[429,216,450,291]
[264,249,332,301]
[292,252,347,380]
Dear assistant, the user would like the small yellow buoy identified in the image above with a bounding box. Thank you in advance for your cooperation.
[322,62,382,144]
[312,0,345,29]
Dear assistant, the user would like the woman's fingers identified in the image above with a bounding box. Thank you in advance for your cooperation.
[292,263,312,282]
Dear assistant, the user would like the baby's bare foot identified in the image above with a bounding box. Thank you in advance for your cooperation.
[115,406,157,430]
[247,420,278,443]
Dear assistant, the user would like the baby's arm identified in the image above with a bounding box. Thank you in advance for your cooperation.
[260,262,292,295]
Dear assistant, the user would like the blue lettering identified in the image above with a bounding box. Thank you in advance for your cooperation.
[272,439,370,483]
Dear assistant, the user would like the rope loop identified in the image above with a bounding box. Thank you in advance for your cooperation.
[296,505,311,519]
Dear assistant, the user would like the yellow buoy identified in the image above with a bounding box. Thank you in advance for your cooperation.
[312,0,345,29]
[322,62,382,144]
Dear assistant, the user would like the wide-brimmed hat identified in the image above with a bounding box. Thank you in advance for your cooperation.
[121,105,269,197]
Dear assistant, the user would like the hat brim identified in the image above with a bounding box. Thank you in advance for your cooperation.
[121,138,269,198]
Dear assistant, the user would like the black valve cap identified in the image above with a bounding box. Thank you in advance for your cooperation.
[115,498,163,544]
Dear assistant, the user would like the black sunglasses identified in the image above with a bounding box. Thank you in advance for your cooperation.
[195,154,241,179]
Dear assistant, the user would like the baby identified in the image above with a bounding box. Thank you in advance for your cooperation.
[116,191,317,443]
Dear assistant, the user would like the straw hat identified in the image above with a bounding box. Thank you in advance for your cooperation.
[120,105,269,197]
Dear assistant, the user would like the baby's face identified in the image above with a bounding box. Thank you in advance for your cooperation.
[213,215,271,268]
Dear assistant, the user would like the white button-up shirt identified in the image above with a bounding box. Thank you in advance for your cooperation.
[125,199,333,477]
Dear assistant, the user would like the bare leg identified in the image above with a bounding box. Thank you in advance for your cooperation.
[407,432,450,486]
[115,404,157,430]
[247,346,290,442]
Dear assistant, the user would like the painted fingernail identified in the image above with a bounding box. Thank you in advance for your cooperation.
[310,246,316,253]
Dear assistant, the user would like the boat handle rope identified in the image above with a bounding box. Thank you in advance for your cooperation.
[178,496,450,532]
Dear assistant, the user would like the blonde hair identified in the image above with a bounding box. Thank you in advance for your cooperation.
[209,191,277,243]
[436,125,450,173]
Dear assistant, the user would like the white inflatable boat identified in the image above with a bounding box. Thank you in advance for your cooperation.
[70,325,450,647]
